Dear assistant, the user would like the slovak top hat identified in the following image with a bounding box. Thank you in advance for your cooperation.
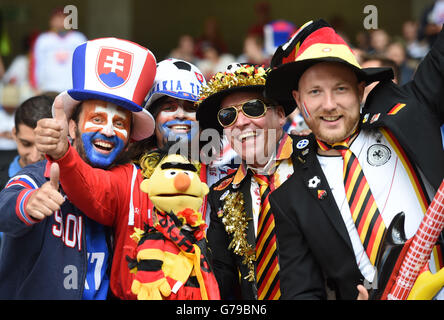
[265,19,394,107]
[196,63,292,134]
[57,37,157,141]
[144,58,206,111]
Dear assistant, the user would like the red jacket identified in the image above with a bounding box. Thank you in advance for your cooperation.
[52,145,152,299]
[52,145,220,300]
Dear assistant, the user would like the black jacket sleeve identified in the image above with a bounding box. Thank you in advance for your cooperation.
[206,183,242,299]
[405,24,444,122]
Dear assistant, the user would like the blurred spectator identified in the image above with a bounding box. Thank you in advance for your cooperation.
[0,85,19,194]
[33,7,87,93]
[168,34,198,64]
[0,94,54,252]
[2,34,38,104]
[237,34,270,66]
[385,41,416,85]
[355,30,372,52]
[402,20,430,60]
[418,0,444,47]
[194,16,228,59]
[369,29,391,54]
[361,54,399,103]
[0,84,20,151]
[0,55,4,80]
[352,47,366,65]
[0,94,54,190]
[284,108,309,135]
[330,15,351,45]
[196,43,235,80]
[0,9,11,59]
[263,20,295,57]
[247,1,272,40]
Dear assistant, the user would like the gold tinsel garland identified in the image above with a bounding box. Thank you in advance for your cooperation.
[196,65,268,106]
[222,191,256,282]
[139,151,162,178]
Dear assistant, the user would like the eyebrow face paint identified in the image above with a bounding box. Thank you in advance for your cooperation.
[159,108,196,119]
[81,104,131,141]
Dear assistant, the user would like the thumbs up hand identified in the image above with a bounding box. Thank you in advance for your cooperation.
[35,92,70,160]
[49,161,61,190]
[26,163,66,221]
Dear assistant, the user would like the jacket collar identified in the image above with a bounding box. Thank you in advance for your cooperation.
[232,133,293,185]
[289,134,354,252]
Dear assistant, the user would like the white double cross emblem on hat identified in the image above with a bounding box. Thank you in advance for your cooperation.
[104,51,124,73]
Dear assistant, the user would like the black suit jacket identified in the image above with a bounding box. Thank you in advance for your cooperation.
[207,142,326,300]
[269,28,444,300]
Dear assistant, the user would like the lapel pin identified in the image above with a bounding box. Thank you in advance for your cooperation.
[362,113,369,123]
[370,113,380,124]
[308,176,321,188]
[220,190,229,200]
[317,189,327,200]
[296,139,309,149]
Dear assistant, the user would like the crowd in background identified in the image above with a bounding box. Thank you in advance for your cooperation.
[167,1,438,83]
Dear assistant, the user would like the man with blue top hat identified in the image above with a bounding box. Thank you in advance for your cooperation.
[0,37,156,299]
[34,49,226,299]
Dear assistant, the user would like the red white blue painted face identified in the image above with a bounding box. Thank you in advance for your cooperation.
[79,100,132,168]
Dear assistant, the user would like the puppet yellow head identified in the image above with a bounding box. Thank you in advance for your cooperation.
[140,154,209,217]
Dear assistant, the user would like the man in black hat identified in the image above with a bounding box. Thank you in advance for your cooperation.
[264,20,444,299]
[196,63,325,299]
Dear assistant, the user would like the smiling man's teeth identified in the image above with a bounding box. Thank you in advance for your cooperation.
[322,116,341,121]
[94,141,113,149]
[170,125,189,130]
[239,132,257,140]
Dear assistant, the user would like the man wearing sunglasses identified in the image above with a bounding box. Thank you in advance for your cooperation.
[195,63,325,300]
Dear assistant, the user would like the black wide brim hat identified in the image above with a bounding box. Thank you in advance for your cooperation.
[264,19,394,108]
[196,64,296,134]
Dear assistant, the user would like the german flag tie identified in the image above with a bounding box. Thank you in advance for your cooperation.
[253,174,281,300]
[317,134,387,265]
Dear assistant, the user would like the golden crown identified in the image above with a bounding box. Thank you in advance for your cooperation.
[196,64,268,105]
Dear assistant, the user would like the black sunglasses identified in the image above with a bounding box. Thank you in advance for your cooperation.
[217,99,275,128]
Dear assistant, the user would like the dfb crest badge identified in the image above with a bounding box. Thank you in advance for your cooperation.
[96,47,133,88]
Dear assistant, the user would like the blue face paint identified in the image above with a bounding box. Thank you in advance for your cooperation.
[160,119,199,144]
[81,131,125,168]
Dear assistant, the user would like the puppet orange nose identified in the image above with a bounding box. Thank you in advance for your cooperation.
[174,172,191,192]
